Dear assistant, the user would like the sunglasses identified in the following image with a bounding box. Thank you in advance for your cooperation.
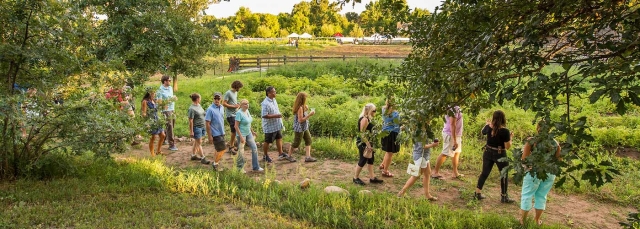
[214,97,221,100]
[372,110,377,113]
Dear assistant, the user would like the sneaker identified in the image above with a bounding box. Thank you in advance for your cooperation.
[169,146,178,151]
[200,158,211,165]
[253,168,265,173]
[369,177,384,184]
[190,155,203,161]
[353,178,365,186]
[263,155,273,163]
[279,153,297,162]
[304,157,317,162]
[212,163,223,172]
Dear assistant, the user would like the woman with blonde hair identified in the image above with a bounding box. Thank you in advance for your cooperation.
[289,92,317,162]
[379,98,401,177]
[234,99,264,172]
[353,103,384,185]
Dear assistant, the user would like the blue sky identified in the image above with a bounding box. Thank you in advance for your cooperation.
[205,0,444,18]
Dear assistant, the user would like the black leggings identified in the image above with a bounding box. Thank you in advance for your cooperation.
[357,143,375,167]
[476,149,510,195]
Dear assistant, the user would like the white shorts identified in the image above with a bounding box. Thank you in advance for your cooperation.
[414,157,430,169]
[441,134,462,157]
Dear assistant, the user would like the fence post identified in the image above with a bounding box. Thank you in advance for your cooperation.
[310,55,313,62]
[258,57,262,77]
[283,55,287,65]
[376,54,379,60]
[343,54,346,61]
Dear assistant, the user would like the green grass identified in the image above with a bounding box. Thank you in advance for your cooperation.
[220,40,338,56]
[0,156,565,228]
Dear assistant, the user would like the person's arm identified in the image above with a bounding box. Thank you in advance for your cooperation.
[481,119,491,135]
[141,101,148,117]
[235,120,244,143]
[449,116,457,147]
[424,141,439,149]
[521,141,532,160]
[555,140,563,161]
[261,103,282,119]
[359,118,371,148]
[189,118,195,138]
[297,107,314,122]
[504,129,513,150]
[205,110,213,143]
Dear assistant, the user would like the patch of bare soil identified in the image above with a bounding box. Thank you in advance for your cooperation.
[122,141,634,229]
[614,147,640,160]
[318,45,411,57]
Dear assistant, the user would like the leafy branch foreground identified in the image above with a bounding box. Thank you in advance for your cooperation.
[1,157,562,228]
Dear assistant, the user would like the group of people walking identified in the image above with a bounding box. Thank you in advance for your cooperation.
[141,76,317,172]
[140,75,561,226]
[352,102,561,226]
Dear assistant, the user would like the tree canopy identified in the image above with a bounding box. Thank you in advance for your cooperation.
[395,0,639,187]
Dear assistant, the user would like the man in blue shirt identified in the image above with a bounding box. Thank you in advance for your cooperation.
[156,75,178,151]
[261,86,296,163]
[206,92,227,171]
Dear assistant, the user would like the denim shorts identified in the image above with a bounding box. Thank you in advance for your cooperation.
[193,127,206,140]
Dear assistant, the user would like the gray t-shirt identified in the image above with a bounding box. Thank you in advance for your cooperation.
[224,90,238,118]
[188,104,206,128]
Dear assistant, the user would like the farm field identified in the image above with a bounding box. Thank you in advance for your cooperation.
[3,57,639,228]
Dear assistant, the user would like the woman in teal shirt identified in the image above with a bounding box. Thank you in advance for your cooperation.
[234,99,264,172]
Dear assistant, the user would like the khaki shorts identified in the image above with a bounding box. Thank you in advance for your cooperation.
[292,130,312,148]
[441,134,462,157]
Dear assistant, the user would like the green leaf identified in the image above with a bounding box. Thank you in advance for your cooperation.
[589,89,606,103]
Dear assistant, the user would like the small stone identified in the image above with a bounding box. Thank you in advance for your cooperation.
[299,178,311,189]
[324,186,348,195]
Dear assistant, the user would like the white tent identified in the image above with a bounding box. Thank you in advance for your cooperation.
[299,33,313,39]
[287,33,300,38]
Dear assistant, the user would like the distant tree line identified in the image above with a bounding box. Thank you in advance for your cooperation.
[205,0,430,39]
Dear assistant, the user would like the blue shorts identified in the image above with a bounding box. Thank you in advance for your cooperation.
[193,127,206,140]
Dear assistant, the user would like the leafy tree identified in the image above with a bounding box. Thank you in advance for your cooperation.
[278,29,290,38]
[0,0,137,179]
[320,24,336,37]
[309,0,342,36]
[217,25,234,40]
[259,13,280,37]
[255,25,273,38]
[347,23,365,37]
[345,12,360,23]
[277,13,292,32]
[91,0,217,91]
[359,0,410,37]
[395,0,639,187]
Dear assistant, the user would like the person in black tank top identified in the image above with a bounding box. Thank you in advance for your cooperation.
[353,103,383,186]
[474,110,515,203]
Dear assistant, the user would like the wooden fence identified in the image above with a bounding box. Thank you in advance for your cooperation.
[232,55,406,69]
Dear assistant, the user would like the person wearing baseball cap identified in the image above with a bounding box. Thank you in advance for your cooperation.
[205,92,227,171]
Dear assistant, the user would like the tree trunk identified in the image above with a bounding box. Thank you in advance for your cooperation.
[172,70,178,92]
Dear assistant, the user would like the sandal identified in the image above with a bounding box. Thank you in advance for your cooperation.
[431,174,443,179]
[381,171,394,177]
[427,196,438,201]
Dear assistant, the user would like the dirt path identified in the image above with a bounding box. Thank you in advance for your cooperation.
[121,141,634,229]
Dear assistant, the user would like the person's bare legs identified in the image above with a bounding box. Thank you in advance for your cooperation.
[432,154,447,177]
[354,165,364,179]
[382,152,394,175]
[214,149,226,164]
[263,142,270,158]
[304,145,311,157]
[519,209,529,225]
[397,175,419,197]
[452,152,462,177]
[192,138,199,156]
[197,139,204,157]
[149,135,157,156]
[422,166,435,199]
[276,138,283,155]
[156,133,166,155]
[534,209,544,225]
